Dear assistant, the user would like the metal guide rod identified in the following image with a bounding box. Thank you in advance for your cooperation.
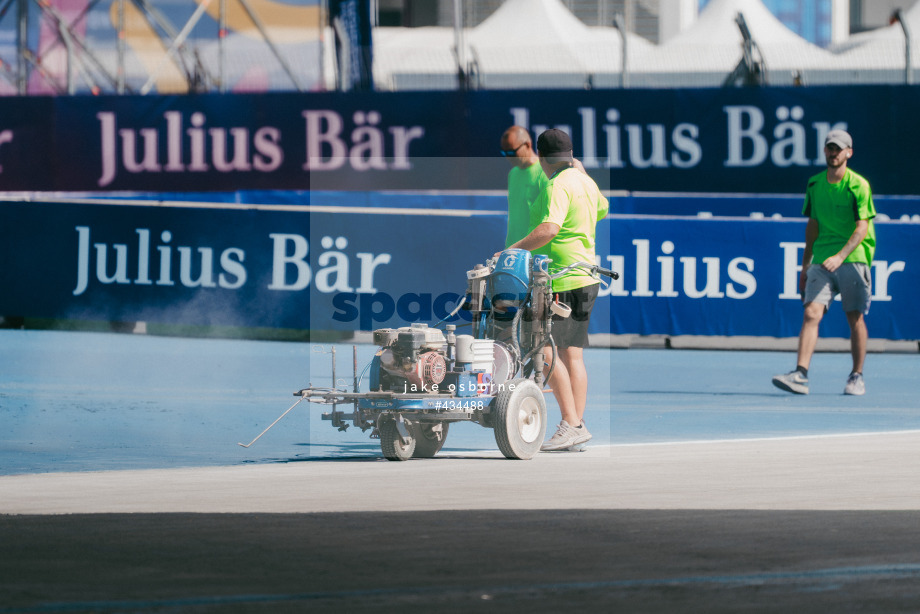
[237,396,305,448]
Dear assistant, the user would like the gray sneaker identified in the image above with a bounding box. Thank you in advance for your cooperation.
[772,370,809,395]
[844,372,866,396]
[541,420,581,451]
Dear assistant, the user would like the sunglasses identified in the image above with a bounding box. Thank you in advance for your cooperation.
[500,142,528,157]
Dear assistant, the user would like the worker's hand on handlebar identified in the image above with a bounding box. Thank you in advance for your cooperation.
[550,261,617,280]
[594,266,619,280]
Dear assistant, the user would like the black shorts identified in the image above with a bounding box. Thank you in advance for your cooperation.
[550,283,599,349]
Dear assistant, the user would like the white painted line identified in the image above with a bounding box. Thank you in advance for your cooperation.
[606,429,920,448]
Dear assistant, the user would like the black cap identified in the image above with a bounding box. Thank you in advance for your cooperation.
[537,129,573,156]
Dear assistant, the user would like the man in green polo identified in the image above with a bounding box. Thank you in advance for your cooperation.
[500,126,548,247]
[773,129,876,396]
[505,128,609,450]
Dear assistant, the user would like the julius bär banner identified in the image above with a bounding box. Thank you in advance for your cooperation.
[1,201,915,340]
[0,86,917,194]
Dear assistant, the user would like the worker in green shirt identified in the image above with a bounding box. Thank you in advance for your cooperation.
[500,126,549,247]
[505,129,609,451]
[773,129,876,396]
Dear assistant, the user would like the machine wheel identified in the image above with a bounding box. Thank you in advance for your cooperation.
[492,378,546,460]
[412,422,449,458]
[379,417,416,461]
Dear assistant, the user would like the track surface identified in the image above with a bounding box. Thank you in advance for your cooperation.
[2,329,919,613]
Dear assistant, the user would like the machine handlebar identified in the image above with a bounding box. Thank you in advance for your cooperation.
[483,255,620,281]
[594,265,620,280]
[550,261,619,281]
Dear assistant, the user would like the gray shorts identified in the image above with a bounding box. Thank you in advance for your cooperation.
[803,262,872,315]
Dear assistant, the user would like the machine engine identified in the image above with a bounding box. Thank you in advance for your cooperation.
[371,323,517,395]
[369,249,555,395]
[374,325,449,391]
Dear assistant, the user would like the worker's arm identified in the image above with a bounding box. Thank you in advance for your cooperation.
[821,219,869,273]
[496,222,560,258]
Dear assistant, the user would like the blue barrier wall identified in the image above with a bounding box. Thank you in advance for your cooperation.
[2,200,915,339]
[3,87,916,338]
[1,86,918,195]
[49,189,920,219]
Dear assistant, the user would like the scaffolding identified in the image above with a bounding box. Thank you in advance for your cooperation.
[0,0,328,95]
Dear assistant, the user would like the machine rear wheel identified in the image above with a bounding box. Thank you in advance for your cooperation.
[492,378,546,460]
[379,417,415,461]
[412,422,449,458]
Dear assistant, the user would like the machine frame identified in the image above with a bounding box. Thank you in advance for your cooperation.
[241,251,617,461]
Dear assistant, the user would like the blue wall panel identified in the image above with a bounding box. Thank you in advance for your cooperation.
[2,201,915,339]
[1,86,918,195]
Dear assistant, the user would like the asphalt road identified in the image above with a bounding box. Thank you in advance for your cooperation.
[3,433,920,613]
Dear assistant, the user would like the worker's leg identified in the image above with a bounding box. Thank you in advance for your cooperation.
[543,344,579,426]
[796,301,825,371]
[558,346,587,422]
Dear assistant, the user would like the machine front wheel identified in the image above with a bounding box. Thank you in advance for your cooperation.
[379,417,416,461]
[412,422,449,458]
[492,378,546,460]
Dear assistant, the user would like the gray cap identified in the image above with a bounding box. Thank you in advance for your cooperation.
[825,129,853,149]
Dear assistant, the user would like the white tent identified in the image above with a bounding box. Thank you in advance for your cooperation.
[371,0,915,91]
[466,0,652,89]
[372,26,460,91]
[829,0,919,84]
[629,0,843,87]
[372,0,652,91]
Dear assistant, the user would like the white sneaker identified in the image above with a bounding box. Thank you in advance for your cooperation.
[541,421,593,451]
[844,372,866,396]
[772,370,809,395]
[541,420,581,451]
[576,420,592,445]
